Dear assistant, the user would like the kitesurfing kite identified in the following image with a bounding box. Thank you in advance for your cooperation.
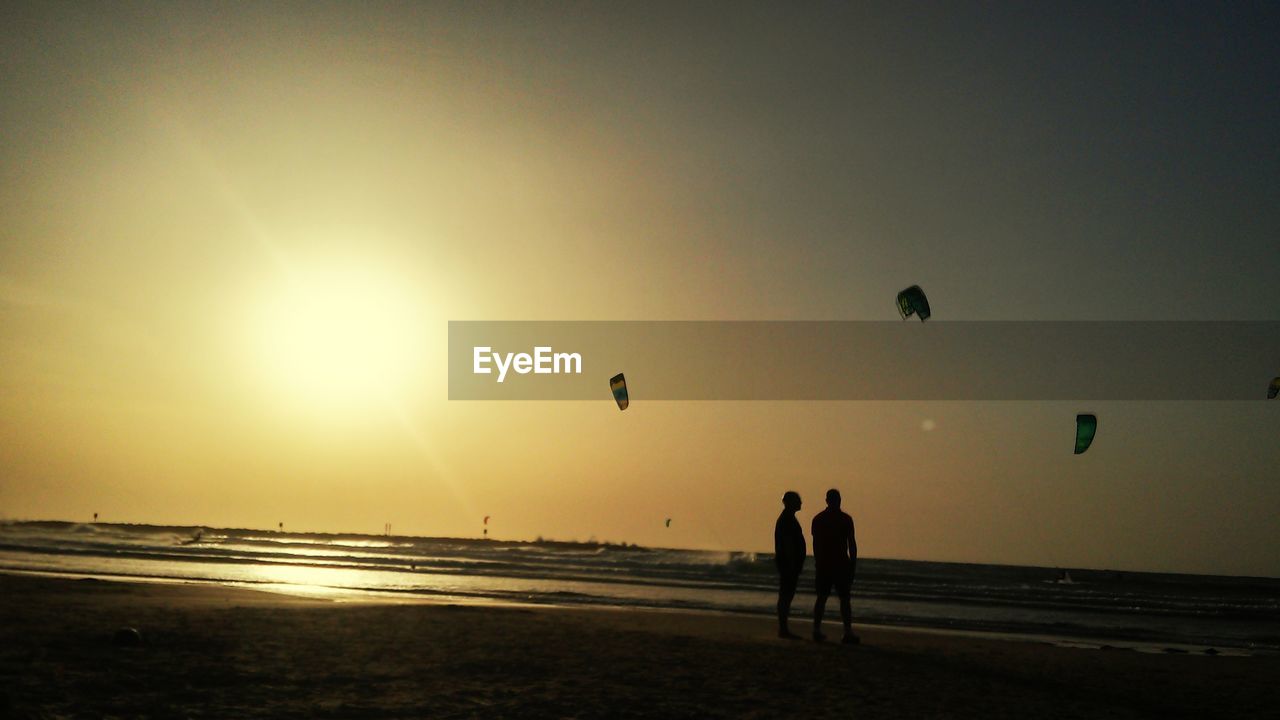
[1269,377,1279,399]
[1074,414,1097,455]
[610,373,629,410]
[665,518,672,528]
[896,285,931,321]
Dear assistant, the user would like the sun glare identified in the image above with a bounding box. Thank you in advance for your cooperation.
[249,261,426,414]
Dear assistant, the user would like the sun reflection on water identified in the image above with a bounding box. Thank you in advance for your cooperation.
[246,564,387,598]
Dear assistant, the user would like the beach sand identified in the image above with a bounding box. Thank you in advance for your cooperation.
[1,573,1274,719]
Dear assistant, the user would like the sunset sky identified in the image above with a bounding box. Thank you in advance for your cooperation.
[2,2,1278,576]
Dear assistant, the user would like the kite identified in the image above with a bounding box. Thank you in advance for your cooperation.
[896,285,931,321]
[1074,414,1097,455]
[1269,377,1279,399]
[665,518,672,528]
[610,373,629,411]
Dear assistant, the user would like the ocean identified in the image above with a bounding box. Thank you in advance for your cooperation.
[1,520,1275,654]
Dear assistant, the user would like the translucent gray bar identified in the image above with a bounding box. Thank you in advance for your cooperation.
[448,322,1280,401]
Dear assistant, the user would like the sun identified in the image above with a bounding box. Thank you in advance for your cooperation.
[248,260,426,413]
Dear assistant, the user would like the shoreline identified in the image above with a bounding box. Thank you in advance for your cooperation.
[1,568,1265,658]
[5,521,1275,656]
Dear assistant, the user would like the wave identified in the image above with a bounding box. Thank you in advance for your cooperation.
[2,520,1278,650]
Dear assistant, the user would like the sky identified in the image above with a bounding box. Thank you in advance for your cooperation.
[2,2,1278,577]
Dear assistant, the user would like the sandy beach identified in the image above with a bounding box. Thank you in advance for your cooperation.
[1,573,1274,719]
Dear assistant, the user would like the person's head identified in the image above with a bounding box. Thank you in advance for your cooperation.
[782,491,802,512]
[825,488,841,509]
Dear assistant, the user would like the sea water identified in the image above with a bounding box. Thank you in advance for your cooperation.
[1,521,1275,652]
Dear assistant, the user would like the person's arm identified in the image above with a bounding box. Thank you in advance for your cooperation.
[848,518,858,579]
[774,518,786,569]
[786,519,805,570]
[800,522,808,568]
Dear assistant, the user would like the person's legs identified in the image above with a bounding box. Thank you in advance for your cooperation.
[837,573,858,644]
[812,592,828,639]
[777,572,799,637]
[812,571,831,640]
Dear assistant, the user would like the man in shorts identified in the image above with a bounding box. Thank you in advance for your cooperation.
[811,488,859,644]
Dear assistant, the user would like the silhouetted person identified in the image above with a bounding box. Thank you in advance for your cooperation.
[774,491,806,639]
[812,488,858,644]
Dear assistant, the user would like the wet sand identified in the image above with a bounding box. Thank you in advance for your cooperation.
[1,572,1274,719]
